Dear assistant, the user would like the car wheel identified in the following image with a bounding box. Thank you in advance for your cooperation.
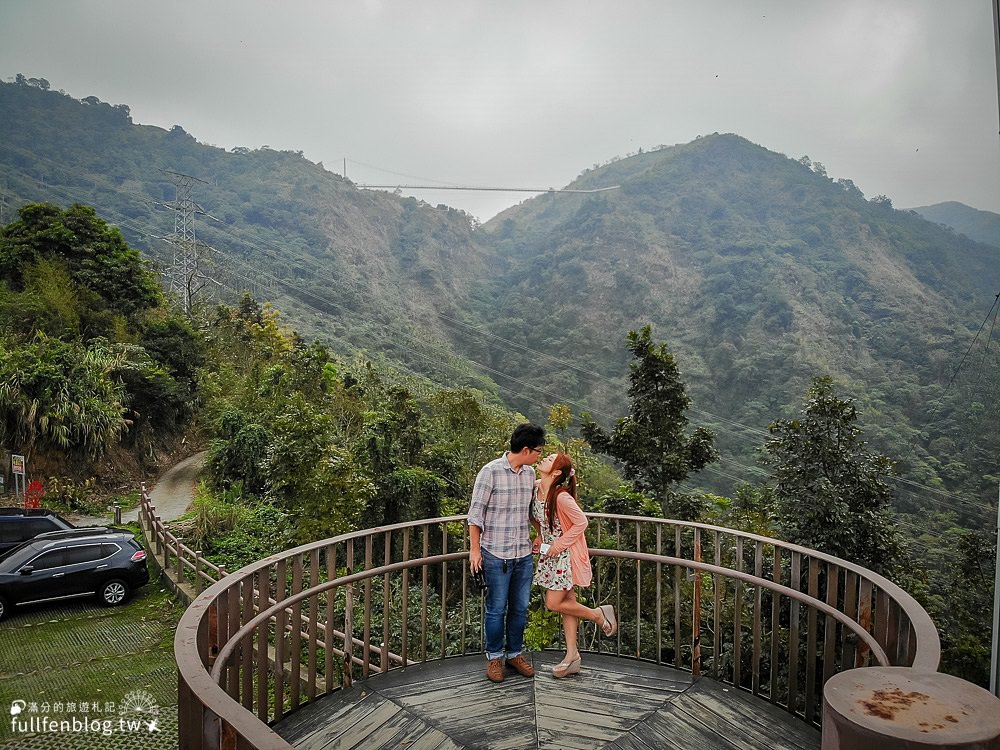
[99,579,129,606]
[0,595,7,621]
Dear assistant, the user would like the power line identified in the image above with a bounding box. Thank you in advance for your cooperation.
[195,235,999,521]
[3,160,994,522]
[358,184,621,194]
[946,292,1000,391]
[977,292,1000,383]
[344,157,471,186]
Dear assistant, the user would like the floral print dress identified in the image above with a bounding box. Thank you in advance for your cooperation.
[531,497,574,591]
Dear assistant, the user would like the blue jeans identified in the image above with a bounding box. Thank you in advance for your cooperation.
[482,548,533,660]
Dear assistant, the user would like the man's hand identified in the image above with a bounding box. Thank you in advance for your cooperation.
[469,524,483,572]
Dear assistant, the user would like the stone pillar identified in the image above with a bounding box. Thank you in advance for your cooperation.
[823,667,1000,749]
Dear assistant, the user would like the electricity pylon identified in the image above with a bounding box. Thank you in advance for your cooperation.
[162,170,208,314]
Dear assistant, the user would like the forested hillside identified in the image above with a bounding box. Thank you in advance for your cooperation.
[0,202,201,481]
[0,77,500,393]
[1,77,998,527]
[476,135,1000,521]
[1,202,991,684]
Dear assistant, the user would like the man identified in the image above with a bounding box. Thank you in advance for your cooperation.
[468,422,545,683]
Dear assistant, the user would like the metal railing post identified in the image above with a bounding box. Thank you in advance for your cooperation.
[165,512,945,749]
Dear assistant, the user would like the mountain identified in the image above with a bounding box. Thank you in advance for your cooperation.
[0,78,500,393]
[474,135,1000,514]
[908,201,1000,248]
[1,79,998,519]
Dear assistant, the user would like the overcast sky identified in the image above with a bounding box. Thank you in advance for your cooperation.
[1,0,998,223]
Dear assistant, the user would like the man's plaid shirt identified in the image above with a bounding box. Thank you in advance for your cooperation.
[467,453,536,560]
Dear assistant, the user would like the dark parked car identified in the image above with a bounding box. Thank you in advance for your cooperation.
[0,507,75,553]
[0,527,150,620]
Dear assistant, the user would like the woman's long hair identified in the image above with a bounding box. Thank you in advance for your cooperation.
[546,453,577,532]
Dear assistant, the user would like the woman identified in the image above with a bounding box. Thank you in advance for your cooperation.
[532,452,617,678]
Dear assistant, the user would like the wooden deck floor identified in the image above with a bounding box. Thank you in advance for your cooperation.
[273,652,821,750]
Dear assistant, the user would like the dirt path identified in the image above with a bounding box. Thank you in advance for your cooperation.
[70,450,206,526]
[143,450,206,522]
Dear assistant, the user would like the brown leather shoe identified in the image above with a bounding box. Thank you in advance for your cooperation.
[486,658,505,683]
[506,654,535,678]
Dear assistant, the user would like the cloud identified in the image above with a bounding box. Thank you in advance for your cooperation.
[0,0,997,221]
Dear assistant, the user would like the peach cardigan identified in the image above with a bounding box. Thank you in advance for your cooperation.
[547,490,592,587]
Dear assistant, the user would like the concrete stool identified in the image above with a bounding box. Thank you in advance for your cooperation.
[823,667,1000,749]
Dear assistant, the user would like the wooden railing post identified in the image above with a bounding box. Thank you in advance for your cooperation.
[176,535,184,579]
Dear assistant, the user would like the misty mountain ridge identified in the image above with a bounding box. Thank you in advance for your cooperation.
[907,201,1000,248]
[1,78,998,516]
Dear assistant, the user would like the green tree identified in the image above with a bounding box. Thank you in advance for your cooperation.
[596,484,661,517]
[0,203,161,334]
[18,258,83,337]
[111,343,197,449]
[0,203,200,466]
[938,529,995,686]
[206,410,272,496]
[0,334,131,461]
[265,392,372,541]
[581,325,718,520]
[141,316,205,385]
[358,384,429,528]
[424,389,521,499]
[710,483,775,537]
[760,376,904,575]
[541,403,622,509]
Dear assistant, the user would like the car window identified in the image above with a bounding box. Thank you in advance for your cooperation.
[100,543,120,558]
[29,549,68,570]
[0,545,34,568]
[65,545,105,564]
[24,519,59,537]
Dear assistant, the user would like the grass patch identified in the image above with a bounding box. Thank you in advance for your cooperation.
[0,585,182,713]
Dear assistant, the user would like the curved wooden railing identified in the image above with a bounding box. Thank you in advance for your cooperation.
[161,509,940,750]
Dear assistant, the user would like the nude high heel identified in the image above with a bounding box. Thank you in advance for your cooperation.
[598,604,618,637]
[552,656,581,678]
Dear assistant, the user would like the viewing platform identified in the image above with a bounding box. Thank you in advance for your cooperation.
[140,493,998,750]
[272,652,820,749]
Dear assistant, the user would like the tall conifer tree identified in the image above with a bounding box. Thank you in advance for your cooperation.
[582,325,718,520]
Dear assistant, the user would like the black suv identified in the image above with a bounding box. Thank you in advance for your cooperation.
[0,527,150,620]
[0,507,75,553]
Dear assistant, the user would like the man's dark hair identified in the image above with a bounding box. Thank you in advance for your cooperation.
[510,423,545,453]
